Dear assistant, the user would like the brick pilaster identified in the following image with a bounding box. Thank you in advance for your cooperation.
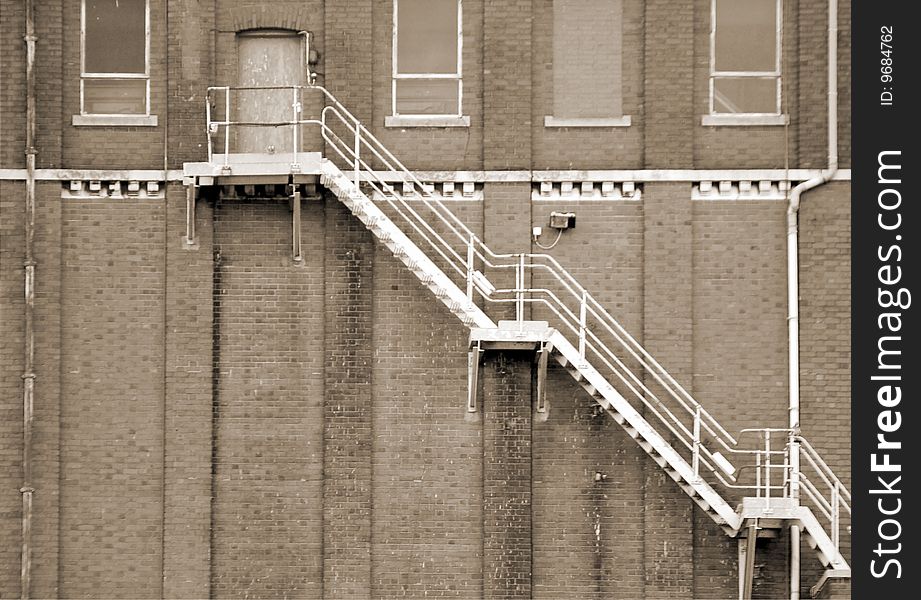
[323,197,374,598]
[483,351,532,599]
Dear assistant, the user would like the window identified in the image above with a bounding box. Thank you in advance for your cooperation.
[79,0,150,118]
[545,0,631,128]
[388,0,467,126]
[706,0,785,124]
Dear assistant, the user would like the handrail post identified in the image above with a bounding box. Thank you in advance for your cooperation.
[832,480,840,548]
[755,451,762,498]
[205,94,213,163]
[224,88,230,166]
[764,431,772,512]
[579,290,587,359]
[354,117,361,187]
[466,233,475,301]
[692,405,701,481]
[788,430,799,501]
[516,254,525,323]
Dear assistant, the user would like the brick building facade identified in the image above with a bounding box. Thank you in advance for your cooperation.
[0,1,851,598]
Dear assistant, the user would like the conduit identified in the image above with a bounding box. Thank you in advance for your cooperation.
[786,0,838,597]
[21,0,37,598]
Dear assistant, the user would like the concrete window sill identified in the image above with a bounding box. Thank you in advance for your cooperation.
[385,115,471,128]
[544,116,632,128]
[701,114,789,127]
[72,114,159,127]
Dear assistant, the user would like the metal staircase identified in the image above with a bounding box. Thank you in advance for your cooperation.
[192,84,851,598]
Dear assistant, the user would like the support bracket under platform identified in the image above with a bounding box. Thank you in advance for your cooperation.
[182,177,198,249]
[467,321,555,414]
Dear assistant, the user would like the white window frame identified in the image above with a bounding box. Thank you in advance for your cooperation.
[78,0,152,120]
[387,0,468,127]
[704,0,787,126]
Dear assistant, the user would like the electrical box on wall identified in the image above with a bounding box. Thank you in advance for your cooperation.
[549,211,576,230]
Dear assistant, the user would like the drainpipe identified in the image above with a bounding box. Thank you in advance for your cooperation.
[787,0,838,598]
[21,1,38,599]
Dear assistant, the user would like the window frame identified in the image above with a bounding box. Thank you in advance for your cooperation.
[390,0,464,119]
[79,0,151,117]
[707,0,783,119]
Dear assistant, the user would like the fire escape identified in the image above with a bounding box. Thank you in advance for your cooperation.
[182,82,851,599]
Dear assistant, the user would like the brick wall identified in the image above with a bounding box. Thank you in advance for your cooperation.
[162,185,213,598]
[58,196,166,598]
[691,197,791,599]
[643,183,695,598]
[0,1,853,597]
[370,199,485,597]
[644,0,694,167]
[482,351,532,600]
[209,197,325,598]
[483,0,531,169]
[323,197,374,598]
[531,0,644,169]
[798,182,851,594]
[0,181,25,598]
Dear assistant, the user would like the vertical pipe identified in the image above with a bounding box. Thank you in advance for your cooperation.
[21,1,38,598]
[578,290,586,358]
[790,525,800,599]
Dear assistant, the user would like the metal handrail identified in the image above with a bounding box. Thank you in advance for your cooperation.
[204,84,850,547]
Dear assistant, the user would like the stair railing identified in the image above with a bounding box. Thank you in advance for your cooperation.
[204,84,850,536]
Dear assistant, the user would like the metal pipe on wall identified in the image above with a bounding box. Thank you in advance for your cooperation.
[21,0,38,598]
[786,0,838,597]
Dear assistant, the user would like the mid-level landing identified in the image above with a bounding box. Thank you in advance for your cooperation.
[183,152,323,185]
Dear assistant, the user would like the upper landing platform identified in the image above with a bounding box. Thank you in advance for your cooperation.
[183,152,324,185]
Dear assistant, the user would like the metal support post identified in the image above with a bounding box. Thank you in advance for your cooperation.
[536,342,549,413]
[183,178,198,249]
[578,290,587,358]
[291,186,303,262]
[467,341,483,412]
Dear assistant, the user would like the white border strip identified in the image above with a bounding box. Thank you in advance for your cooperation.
[0,168,852,183]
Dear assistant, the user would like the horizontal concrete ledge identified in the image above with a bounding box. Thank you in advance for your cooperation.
[701,114,789,127]
[0,168,852,183]
[544,115,632,127]
[384,115,471,128]
[0,169,182,181]
[72,114,159,127]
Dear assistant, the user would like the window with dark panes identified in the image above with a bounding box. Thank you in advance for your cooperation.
[710,0,781,114]
[81,0,149,115]
[393,0,462,116]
